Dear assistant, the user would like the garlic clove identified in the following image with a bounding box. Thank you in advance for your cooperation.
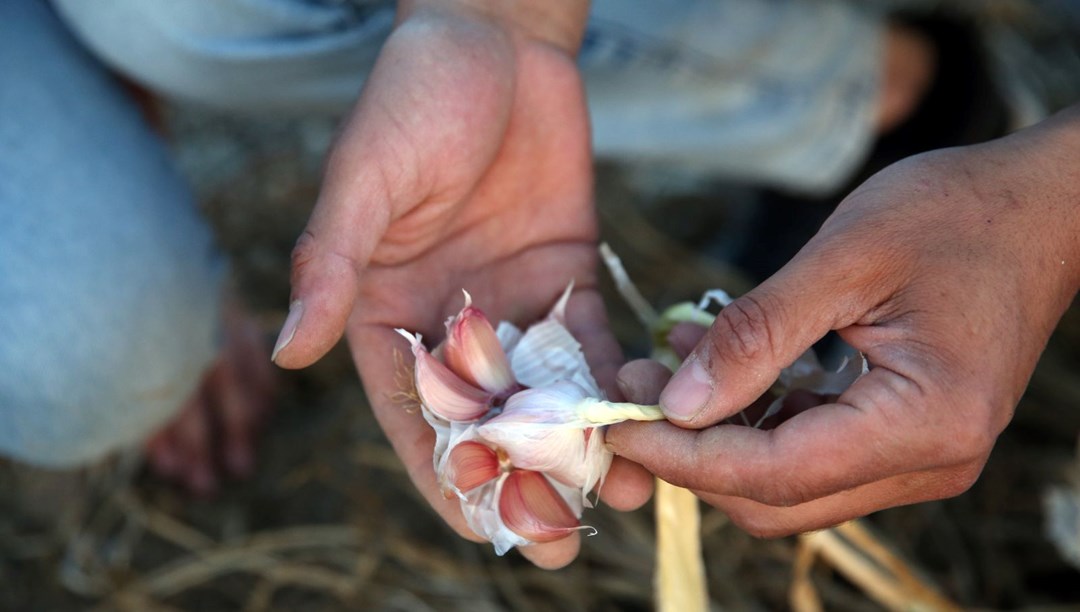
[396,329,492,421]
[478,381,593,488]
[499,470,580,543]
[446,441,502,494]
[444,292,517,394]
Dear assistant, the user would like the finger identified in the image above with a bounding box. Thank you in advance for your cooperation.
[599,456,654,511]
[666,322,708,361]
[518,533,581,570]
[615,359,674,405]
[658,244,897,426]
[609,366,970,507]
[270,57,415,369]
[271,189,391,369]
[587,359,672,512]
[697,461,985,538]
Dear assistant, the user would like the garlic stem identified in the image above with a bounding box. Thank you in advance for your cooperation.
[577,398,665,426]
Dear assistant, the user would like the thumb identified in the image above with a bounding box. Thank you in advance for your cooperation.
[270,152,393,369]
[659,247,887,427]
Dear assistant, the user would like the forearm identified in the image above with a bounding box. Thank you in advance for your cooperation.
[398,0,590,52]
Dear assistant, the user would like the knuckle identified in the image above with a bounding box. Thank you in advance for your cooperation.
[941,401,999,466]
[288,231,364,289]
[289,231,318,277]
[710,294,779,365]
[938,464,984,499]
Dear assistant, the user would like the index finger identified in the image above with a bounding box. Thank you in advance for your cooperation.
[606,365,974,507]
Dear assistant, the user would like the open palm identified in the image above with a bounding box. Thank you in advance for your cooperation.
[274,9,650,567]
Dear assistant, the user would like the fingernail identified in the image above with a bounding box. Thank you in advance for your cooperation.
[271,300,303,362]
[659,355,712,421]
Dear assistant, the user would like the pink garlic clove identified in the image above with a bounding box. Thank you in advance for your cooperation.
[446,441,502,494]
[499,470,580,543]
[398,330,492,421]
[445,294,517,395]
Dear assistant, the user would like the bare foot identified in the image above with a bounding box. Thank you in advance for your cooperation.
[143,304,276,495]
[876,21,937,135]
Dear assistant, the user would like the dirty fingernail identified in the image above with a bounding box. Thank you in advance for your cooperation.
[271,300,303,362]
[659,355,712,421]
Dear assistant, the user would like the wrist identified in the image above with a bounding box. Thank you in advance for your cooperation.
[398,0,590,53]
[1025,104,1080,291]
[945,102,1080,307]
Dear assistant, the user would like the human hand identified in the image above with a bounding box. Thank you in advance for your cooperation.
[271,1,652,567]
[608,106,1080,536]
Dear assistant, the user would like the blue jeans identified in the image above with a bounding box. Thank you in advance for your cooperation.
[0,0,883,467]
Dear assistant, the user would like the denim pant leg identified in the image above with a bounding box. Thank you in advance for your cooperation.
[583,0,884,193]
[0,1,224,467]
[52,0,395,114]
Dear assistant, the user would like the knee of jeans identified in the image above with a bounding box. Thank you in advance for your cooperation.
[0,273,221,468]
[51,0,253,108]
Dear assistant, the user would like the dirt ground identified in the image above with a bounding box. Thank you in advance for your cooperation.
[2,103,1079,611]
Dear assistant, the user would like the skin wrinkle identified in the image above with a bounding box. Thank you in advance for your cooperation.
[716,293,780,367]
[370,96,427,193]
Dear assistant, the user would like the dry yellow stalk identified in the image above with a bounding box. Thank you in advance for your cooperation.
[655,479,708,612]
[796,521,961,612]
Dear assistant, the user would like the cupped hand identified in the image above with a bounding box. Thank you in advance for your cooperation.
[608,106,1080,537]
[271,2,652,567]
